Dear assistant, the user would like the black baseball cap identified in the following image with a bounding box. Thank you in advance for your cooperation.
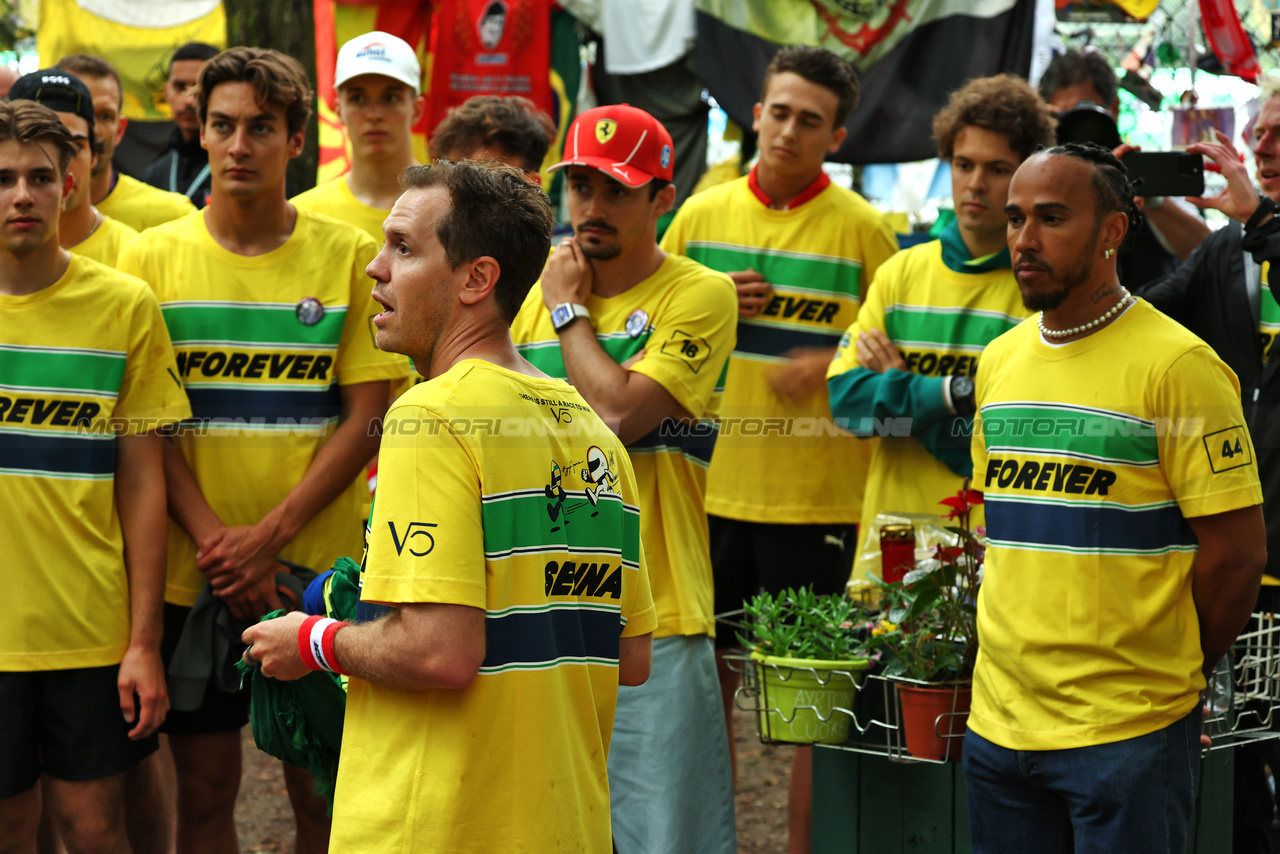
[9,69,95,140]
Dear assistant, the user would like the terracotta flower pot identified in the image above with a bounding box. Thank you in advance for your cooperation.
[897,682,972,761]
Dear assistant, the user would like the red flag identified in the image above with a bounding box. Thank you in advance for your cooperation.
[426,0,552,137]
[1199,0,1260,84]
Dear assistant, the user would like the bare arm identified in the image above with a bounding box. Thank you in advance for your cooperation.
[115,431,170,739]
[555,319,690,444]
[162,436,222,547]
[1145,200,1211,260]
[618,633,653,686]
[242,602,486,690]
[1188,504,1267,679]
[540,240,690,444]
[198,380,389,613]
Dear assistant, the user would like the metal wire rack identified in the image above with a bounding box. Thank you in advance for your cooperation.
[723,648,968,765]
[1202,611,1280,750]
[723,609,1280,762]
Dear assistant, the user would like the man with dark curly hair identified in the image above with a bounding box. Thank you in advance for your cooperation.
[828,74,1055,576]
[428,94,556,179]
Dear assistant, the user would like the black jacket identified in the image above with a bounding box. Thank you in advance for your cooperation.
[1135,217,1280,574]
[142,127,211,208]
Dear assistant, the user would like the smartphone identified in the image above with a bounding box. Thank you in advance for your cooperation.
[1124,151,1205,197]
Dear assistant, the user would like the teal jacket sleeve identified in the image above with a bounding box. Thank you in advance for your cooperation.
[827,366,973,477]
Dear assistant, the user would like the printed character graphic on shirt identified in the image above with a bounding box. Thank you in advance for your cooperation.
[582,445,618,509]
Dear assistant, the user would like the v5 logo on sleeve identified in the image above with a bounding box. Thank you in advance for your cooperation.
[388,521,438,556]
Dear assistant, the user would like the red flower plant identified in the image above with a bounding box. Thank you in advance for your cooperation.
[939,488,984,520]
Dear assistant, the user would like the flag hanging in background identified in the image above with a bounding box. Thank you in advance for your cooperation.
[36,0,226,122]
[425,0,553,144]
[1199,0,1261,84]
[313,0,432,185]
[313,0,569,188]
[694,0,1038,165]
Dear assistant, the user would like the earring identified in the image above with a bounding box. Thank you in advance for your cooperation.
[1103,248,1115,259]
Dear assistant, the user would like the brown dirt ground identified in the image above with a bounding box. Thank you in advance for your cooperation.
[234,705,793,853]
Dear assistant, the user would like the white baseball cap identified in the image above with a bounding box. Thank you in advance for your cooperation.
[334,31,421,94]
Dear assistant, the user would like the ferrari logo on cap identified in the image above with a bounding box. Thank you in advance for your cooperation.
[595,119,618,145]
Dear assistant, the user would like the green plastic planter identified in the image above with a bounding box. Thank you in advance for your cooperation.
[754,653,871,745]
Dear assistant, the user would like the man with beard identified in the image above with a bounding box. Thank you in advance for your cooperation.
[827,74,1053,579]
[142,43,219,208]
[963,143,1266,852]
[509,104,738,854]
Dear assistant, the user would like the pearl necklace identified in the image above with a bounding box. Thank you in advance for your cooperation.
[1038,289,1133,339]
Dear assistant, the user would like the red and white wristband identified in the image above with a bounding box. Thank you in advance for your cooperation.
[298,615,350,675]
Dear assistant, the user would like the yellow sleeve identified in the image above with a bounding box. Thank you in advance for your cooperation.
[1155,347,1263,518]
[827,255,894,379]
[113,282,191,431]
[615,450,657,638]
[335,232,412,386]
[362,404,486,607]
[628,270,737,418]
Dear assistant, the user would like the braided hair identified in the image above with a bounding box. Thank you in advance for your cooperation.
[1043,143,1145,250]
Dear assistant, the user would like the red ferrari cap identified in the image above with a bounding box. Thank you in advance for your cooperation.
[549,104,674,187]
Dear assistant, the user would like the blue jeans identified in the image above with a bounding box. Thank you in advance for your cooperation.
[962,706,1202,854]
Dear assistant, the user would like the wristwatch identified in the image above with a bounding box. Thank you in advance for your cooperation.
[551,303,591,333]
[948,375,977,417]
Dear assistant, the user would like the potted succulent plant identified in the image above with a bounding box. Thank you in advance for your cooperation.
[739,586,872,745]
[865,484,984,760]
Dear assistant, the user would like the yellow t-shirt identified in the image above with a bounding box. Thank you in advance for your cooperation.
[1259,261,1278,364]
[510,254,737,638]
[118,209,410,606]
[97,174,197,232]
[0,255,190,670]
[332,359,656,854]
[73,214,140,268]
[661,175,898,523]
[291,175,388,241]
[970,299,1263,750]
[827,240,1028,577]
[293,177,420,400]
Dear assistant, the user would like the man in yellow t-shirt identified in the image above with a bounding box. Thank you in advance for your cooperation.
[510,104,737,854]
[0,100,189,853]
[964,146,1266,852]
[292,32,424,240]
[117,48,408,854]
[243,159,656,853]
[827,76,1054,579]
[9,70,139,267]
[661,45,896,851]
[55,54,197,232]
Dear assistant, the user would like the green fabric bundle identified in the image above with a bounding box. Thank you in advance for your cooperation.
[235,556,363,812]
